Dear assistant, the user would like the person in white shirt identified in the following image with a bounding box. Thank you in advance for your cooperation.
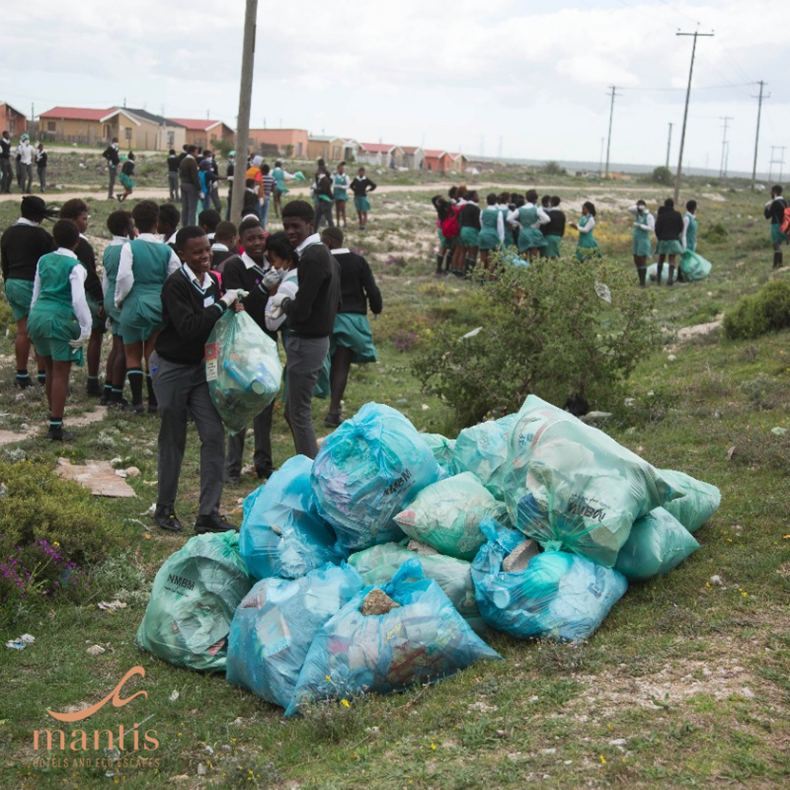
[17,134,34,193]
[628,200,655,287]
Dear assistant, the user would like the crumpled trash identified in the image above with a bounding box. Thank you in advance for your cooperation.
[97,600,128,612]
[285,560,501,716]
[86,645,106,656]
[5,634,35,650]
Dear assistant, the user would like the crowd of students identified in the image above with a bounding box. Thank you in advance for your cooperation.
[1,131,48,194]
[0,194,382,536]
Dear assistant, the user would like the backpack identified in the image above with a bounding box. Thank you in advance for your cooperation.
[781,204,790,237]
[441,205,460,238]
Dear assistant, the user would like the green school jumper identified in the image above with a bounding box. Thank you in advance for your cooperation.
[684,212,697,253]
[119,240,172,344]
[27,252,85,365]
[103,241,125,336]
[273,167,289,196]
[517,206,547,252]
[478,207,502,251]
[333,173,349,202]
[632,212,652,257]
[576,215,600,261]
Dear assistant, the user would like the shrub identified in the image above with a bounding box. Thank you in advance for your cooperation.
[543,160,567,176]
[704,221,729,244]
[652,166,672,184]
[723,280,790,340]
[412,256,657,426]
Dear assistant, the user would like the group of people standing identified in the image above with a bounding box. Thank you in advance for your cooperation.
[1,131,48,193]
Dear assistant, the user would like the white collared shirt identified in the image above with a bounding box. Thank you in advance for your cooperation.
[115,232,181,309]
[241,251,269,272]
[332,247,351,255]
[295,233,321,256]
[211,242,229,252]
[15,217,39,227]
[183,264,213,290]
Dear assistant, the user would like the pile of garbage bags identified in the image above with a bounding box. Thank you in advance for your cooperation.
[136,396,720,715]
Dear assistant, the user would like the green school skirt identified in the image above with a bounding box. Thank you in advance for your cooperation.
[4,279,34,322]
[119,285,163,344]
[632,232,652,257]
[656,239,683,256]
[330,313,378,364]
[119,173,135,189]
[543,234,562,258]
[87,293,106,333]
[518,227,547,252]
[437,228,455,249]
[459,227,480,247]
[477,227,501,251]
[576,237,600,262]
[354,196,371,213]
[770,224,789,245]
[27,306,84,365]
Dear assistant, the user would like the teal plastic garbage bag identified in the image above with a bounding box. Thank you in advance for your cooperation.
[658,469,721,533]
[680,250,712,281]
[471,520,627,642]
[286,560,501,715]
[311,403,442,552]
[226,564,364,710]
[422,433,457,475]
[239,455,342,580]
[615,507,700,582]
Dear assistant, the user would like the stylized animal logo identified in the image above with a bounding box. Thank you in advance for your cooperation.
[46,667,148,722]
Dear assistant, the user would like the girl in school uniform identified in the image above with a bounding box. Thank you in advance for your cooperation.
[272,161,294,218]
[569,202,600,261]
[26,219,92,441]
[508,189,550,260]
[115,200,181,413]
[333,162,350,228]
[350,167,377,230]
[682,199,698,253]
[102,210,134,407]
[654,197,684,285]
[627,200,654,287]
[457,190,481,275]
[478,193,505,273]
[118,153,135,203]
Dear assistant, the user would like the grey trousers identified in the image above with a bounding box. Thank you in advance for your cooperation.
[107,165,117,198]
[285,335,330,459]
[150,352,225,517]
[181,182,198,226]
[167,171,180,200]
[210,184,222,213]
[22,163,32,192]
[0,159,12,192]
[226,401,274,478]
[314,200,335,231]
[37,166,46,192]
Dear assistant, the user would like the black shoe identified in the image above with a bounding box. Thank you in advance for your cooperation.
[195,513,236,534]
[123,402,145,415]
[47,426,75,441]
[86,382,102,397]
[107,397,129,410]
[15,377,33,389]
[155,505,183,533]
[147,403,159,414]
[324,413,344,428]
[100,394,110,406]
[255,467,273,480]
[224,472,241,486]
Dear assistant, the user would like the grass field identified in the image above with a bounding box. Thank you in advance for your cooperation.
[1,180,789,790]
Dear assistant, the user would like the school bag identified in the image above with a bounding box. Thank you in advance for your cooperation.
[780,201,790,237]
[441,204,461,238]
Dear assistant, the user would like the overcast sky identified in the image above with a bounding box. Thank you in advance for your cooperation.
[1,0,787,175]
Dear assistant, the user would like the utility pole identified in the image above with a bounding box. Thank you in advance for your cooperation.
[779,146,786,183]
[674,29,714,203]
[719,116,733,178]
[665,122,673,169]
[751,80,769,190]
[598,137,604,176]
[230,0,259,227]
[604,85,620,179]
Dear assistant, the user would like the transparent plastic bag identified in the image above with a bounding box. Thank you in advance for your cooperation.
[205,310,283,435]
[422,433,457,476]
[239,455,342,580]
[659,469,721,533]
[680,250,712,281]
[226,564,364,710]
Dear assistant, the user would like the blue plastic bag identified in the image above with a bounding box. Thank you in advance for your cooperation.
[311,403,442,552]
[471,520,627,642]
[286,560,501,715]
[239,456,342,580]
[658,469,721,533]
[226,564,364,710]
[615,507,700,582]
[422,433,458,476]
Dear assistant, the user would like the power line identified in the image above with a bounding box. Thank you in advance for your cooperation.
[604,85,621,179]
[751,80,769,190]
[619,81,753,93]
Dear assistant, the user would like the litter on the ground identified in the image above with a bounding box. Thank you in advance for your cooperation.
[97,600,128,612]
[5,634,35,650]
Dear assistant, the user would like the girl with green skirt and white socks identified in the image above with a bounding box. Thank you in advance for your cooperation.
[569,202,600,261]
[628,200,654,287]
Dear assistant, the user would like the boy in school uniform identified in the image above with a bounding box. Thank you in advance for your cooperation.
[27,219,92,441]
[198,209,221,242]
[36,144,48,192]
[179,145,202,226]
[349,167,376,230]
[764,185,788,269]
[314,163,335,231]
[243,178,262,219]
[211,221,238,271]
[260,164,276,230]
[0,130,12,193]
[102,137,120,199]
[150,226,246,534]
[1,195,56,387]
[59,199,106,396]
[157,204,181,251]
[167,149,180,200]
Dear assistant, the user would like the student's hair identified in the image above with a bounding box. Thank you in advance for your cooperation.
[358,166,365,173]
[131,200,160,232]
[128,152,135,160]
[772,185,783,195]
[321,226,344,247]
[513,194,525,208]
[664,197,675,209]
[175,226,207,251]
[262,164,270,174]
[53,219,80,248]
[245,178,256,188]
[487,193,497,205]
[582,201,596,217]
[275,160,282,167]
[187,145,198,154]
[168,148,176,156]
[238,216,263,238]
[317,158,325,168]
[498,191,510,204]
[106,210,132,237]
[214,220,237,242]
[467,190,479,203]
[448,186,458,198]
[265,231,297,266]
[636,198,646,207]
[198,209,221,232]
[685,199,697,213]
[339,161,346,167]
[541,194,551,207]
[282,199,315,223]
[551,195,561,207]
[59,198,88,220]
[159,203,180,228]
[525,189,539,204]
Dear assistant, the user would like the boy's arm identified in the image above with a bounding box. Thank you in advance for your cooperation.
[361,259,382,314]
[164,277,227,340]
[281,256,326,323]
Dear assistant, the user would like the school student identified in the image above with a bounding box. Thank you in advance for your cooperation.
[102,137,120,199]
[27,220,92,441]
[682,200,698,254]
[477,193,505,272]
[150,226,245,534]
[59,199,106,396]
[0,130,12,193]
[314,164,335,231]
[432,187,458,275]
[267,200,341,459]
[36,144,48,192]
[17,134,34,193]
[334,162,350,228]
[225,152,235,220]
[118,153,136,202]
[179,145,202,226]
[158,204,181,250]
[764,186,789,269]
[221,218,282,483]
[243,178,261,219]
[569,202,600,262]
[102,210,134,407]
[211,221,238,270]
[508,189,550,260]
[542,196,566,259]
[260,164,276,229]
[654,197,684,285]
[627,200,654,287]
[115,200,181,413]
[272,160,294,218]
[350,168,376,230]
[456,191,481,275]
[1,195,56,387]
[167,149,180,200]
[198,209,221,243]
[320,227,382,427]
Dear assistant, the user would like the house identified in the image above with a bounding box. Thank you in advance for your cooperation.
[401,146,425,170]
[447,152,468,173]
[39,106,185,150]
[423,149,452,173]
[307,135,347,162]
[357,143,404,168]
[169,118,235,150]
[0,103,27,137]
[247,128,308,158]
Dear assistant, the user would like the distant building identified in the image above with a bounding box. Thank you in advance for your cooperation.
[247,128,308,158]
[307,136,360,163]
[0,102,27,137]
[423,150,452,173]
[169,118,235,150]
[401,146,425,170]
[447,152,468,173]
[357,143,404,168]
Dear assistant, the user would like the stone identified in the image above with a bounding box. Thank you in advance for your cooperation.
[580,411,613,425]
[361,589,400,616]
[709,575,723,587]
[56,458,136,498]
[124,466,141,478]
[502,540,540,572]
[86,645,106,656]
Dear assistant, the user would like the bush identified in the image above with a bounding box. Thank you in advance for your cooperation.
[704,221,729,243]
[543,160,567,176]
[412,256,657,426]
[723,280,790,340]
[0,460,125,619]
[652,166,672,185]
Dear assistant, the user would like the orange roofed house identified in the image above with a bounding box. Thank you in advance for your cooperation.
[169,119,235,150]
[423,150,452,173]
[247,129,308,158]
[357,143,404,168]
[0,103,27,136]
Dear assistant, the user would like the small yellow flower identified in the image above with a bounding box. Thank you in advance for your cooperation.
[430,743,436,751]
[600,755,606,764]
[53,541,60,547]
[341,698,350,708]
[326,675,332,682]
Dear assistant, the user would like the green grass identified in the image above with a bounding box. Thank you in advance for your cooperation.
[1,185,789,789]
